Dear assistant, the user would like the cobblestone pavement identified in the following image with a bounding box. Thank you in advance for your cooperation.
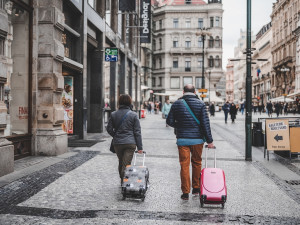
[0,112,300,224]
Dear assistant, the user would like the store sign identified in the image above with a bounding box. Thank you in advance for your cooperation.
[62,77,74,134]
[18,107,28,120]
[105,48,118,62]
[140,0,151,43]
[266,119,290,151]
[119,0,136,11]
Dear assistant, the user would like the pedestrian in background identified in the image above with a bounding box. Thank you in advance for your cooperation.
[107,94,143,184]
[284,102,288,115]
[230,103,237,123]
[162,99,172,121]
[275,102,280,117]
[222,101,230,124]
[267,101,273,117]
[240,102,245,115]
[166,84,214,200]
[209,102,215,116]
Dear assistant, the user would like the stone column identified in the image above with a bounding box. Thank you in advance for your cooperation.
[33,0,67,156]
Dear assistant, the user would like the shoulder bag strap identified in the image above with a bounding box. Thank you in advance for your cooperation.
[114,110,130,135]
[181,99,200,125]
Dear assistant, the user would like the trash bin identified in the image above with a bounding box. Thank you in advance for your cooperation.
[252,122,264,147]
[141,109,146,118]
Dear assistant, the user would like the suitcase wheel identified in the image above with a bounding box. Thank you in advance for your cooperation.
[200,195,206,208]
[222,203,225,209]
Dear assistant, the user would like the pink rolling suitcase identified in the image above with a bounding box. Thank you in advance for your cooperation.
[200,146,227,208]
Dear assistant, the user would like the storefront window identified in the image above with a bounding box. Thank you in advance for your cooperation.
[62,77,74,134]
[0,1,30,136]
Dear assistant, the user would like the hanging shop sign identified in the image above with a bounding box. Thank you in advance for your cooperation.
[266,119,290,151]
[140,0,151,43]
[105,48,119,62]
[62,77,74,134]
[119,0,136,11]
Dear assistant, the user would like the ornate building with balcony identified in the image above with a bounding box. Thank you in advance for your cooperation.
[251,22,272,106]
[152,0,223,102]
[271,0,300,98]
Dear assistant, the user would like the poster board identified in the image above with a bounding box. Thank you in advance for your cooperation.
[290,127,300,153]
[266,119,290,151]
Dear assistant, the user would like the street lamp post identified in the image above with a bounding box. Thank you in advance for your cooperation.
[196,28,211,100]
[209,70,211,105]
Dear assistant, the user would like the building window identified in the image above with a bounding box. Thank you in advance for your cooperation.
[197,57,203,68]
[0,38,4,56]
[210,17,214,27]
[152,77,156,87]
[215,16,220,27]
[153,39,156,50]
[215,36,220,48]
[173,18,179,28]
[173,38,178,47]
[185,0,192,4]
[153,58,156,69]
[171,77,180,89]
[196,77,202,89]
[88,0,95,8]
[209,56,214,67]
[158,77,162,87]
[159,20,162,29]
[185,18,191,28]
[173,58,178,68]
[183,77,193,86]
[185,57,191,71]
[198,18,203,28]
[159,38,162,50]
[0,0,5,9]
[153,21,156,31]
[198,37,203,48]
[159,58,162,68]
[185,37,191,48]
[209,36,214,48]
[215,56,220,68]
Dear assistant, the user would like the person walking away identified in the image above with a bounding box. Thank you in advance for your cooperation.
[166,84,214,200]
[107,94,143,184]
[222,101,230,124]
[209,103,215,116]
[162,100,172,126]
[275,102,280,117]
[229,103,237,123]
[267,101,273,117]
[284,103,288,116]
[240,102,245,115]
[258,105,262,115]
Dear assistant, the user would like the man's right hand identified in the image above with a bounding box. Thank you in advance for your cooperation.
[207,143,215,149]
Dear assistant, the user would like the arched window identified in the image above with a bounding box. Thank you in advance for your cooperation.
[215,56,221,68]
[215,36,220,48]
[198,37,203,48]
[209,36,214,48]
[209,56,214,67]
[185,37,191,48]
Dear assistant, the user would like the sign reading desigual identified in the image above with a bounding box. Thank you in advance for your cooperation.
[140,0,151,43]
[266,119,290,151]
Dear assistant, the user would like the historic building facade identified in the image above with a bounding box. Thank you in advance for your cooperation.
[225,60,234,102]
[271,0,300,98]
[0,0,145,177]
[152,0,223,102]
[252,22,272,106]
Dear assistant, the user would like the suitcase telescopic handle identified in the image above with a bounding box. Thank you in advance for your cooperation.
[133,150,146,166]
[204,145,216,168]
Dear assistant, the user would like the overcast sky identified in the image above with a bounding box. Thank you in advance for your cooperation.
[222,0,275,69]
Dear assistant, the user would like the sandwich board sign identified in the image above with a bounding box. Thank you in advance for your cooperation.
[105,48,118,62]
[266,119,290,151]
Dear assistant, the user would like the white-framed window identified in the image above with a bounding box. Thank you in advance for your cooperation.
[215,36,220,48]
[0,38,4,56]
[173,57,178,68]
[159,58,162,68]
[183,77,193,86]
[185,18,191,28]
[209,56,214,67]
[185,37,191,48]
[173,37,178,47]
[197,57,203,68]
[198,18,203,28]
[152,77,156,87]
[209,36,214,48]
[159,38,162,50]
[171,77,180,89]
[198,37,203,48]
[215,16,220,27]
[159,20,162,29]
[185,57,191,71]
[153,39,156,50]
[195,77,202,89]
[215,56,220,68]
[210,17,214,27]
[173,18,179,28]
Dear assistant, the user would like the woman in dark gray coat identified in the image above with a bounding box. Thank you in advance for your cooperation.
[107,94,143,182]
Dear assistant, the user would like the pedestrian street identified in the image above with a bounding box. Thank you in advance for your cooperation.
[0,112,300,224]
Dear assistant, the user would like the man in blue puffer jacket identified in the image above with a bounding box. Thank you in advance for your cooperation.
[166,84,214,200]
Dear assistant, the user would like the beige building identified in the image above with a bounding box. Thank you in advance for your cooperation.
[152,0,223,102]
[225,60,234,102]
[271,0,299,98]
[294,11,300,96]
[252,22,272,106]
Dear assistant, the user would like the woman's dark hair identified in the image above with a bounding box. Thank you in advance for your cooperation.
[119,94,132,106]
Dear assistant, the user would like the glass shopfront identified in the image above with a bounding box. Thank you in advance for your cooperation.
[0,0,32,158]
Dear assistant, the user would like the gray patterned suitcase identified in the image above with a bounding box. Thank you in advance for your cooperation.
[121,151,149,201]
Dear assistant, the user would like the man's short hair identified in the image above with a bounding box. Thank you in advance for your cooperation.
[119,94,132,106]
[183,84,195,93]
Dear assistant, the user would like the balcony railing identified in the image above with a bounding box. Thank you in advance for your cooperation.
[170,67,203,73]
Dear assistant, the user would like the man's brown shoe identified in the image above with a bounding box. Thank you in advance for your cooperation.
[181,193,189,200]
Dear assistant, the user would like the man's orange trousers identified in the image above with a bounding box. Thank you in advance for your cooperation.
[178,144,203,194]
